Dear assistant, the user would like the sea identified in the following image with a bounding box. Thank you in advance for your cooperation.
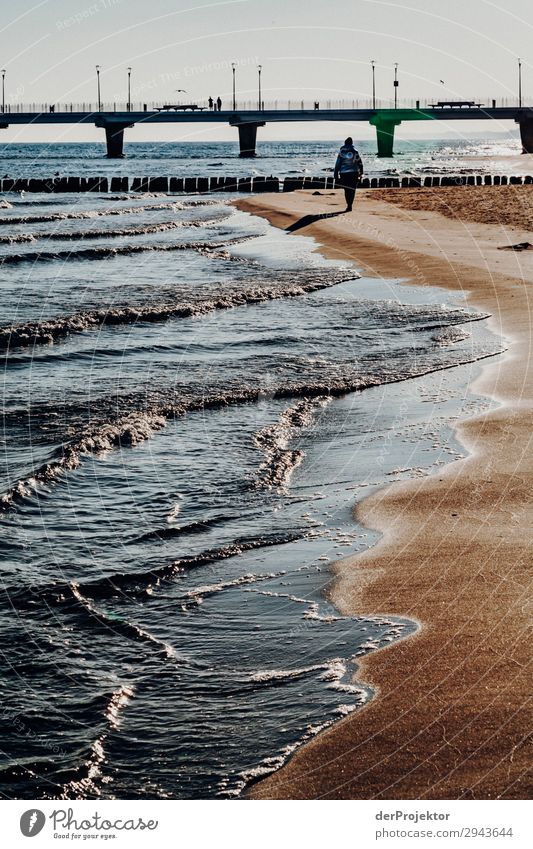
[0,139,507,799]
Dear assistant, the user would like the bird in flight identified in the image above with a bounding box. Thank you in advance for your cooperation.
[175,89,187,93]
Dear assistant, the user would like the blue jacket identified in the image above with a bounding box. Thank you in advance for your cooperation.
[334,144,363,180]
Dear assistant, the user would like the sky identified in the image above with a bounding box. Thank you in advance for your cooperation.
[0,0,531,144]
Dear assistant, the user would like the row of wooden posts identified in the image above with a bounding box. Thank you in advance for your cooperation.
[0,174,532,193]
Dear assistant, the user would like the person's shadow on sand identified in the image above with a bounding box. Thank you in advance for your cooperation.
[285,211,345,233]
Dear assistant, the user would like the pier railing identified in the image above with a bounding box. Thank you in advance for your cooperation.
[1,96,531,114]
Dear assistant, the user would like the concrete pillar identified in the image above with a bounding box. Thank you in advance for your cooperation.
[235,122,265,157]
[96,121,133,158]
[370,116,402,158]
[517,116,533,153]
[105,125,127,158]
[377,122,399,157]
[238,123,257,157]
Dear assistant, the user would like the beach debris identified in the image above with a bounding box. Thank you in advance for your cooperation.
[497,241,533,251]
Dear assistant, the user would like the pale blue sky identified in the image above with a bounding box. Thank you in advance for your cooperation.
[1,0,531,143]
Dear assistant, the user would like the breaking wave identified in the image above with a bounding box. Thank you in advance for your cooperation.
[0,235,253,266]
[0,332,501,513]
[0,202,184,226]
[0,269,356,351]
[254,398,331,492]
[0,216,227,245]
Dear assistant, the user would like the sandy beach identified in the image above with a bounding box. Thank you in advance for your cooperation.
[236,186,533,799]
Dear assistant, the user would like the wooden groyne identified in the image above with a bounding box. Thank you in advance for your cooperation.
[1,174,532,194]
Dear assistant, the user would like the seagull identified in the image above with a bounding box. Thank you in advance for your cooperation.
[174,89,187,93]
[440,80,445,85]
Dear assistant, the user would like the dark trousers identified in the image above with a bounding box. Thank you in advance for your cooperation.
[336,172,358,208]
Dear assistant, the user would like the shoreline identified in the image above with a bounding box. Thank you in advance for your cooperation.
[234,187,532,799]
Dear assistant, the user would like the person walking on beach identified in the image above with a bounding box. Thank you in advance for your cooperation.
[216,96,222,111]
[334,137,363,212]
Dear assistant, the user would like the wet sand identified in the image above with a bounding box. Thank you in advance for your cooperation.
[235,187,533,799]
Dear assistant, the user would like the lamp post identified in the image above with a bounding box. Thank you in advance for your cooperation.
[96,64,101,111]
[127,66,132,111]
[258,64,262,110]
[1,69,5,114]
[393,62,399,109]
[231,62,236,110]
[518,57,522,108]
[371,59,376,109]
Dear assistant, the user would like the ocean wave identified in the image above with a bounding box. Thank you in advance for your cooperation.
[68,584,180,659]
[79,534,299,600]
[0,269,356,351]
[254,398,331,492]
[0,232,36,244]
[0,202,184,227]
[2,535,300,608]
[184,571,287,605]
[0,235,252,267]
[0,216,228,245]
[0,342,503,511]
[0,409,168,510]
[57,682,135,800]
[131,516,233,543]
[432,326,471,346]
[219,658,369,797]
[248,664,326,683]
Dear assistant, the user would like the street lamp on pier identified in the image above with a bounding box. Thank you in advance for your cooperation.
[393,62,399,109]
[231,62,236,110]
[258,64,262,110]
[518,57,522,108]
[96,65,102,112]
[127,67,132,111]
[1,69,5,114]
[371,60,376,109]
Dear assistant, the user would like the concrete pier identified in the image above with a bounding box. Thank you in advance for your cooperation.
[517,115,533,153]
[2,106,533,159]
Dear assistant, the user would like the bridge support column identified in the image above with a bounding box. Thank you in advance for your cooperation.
[95,121,134,158]
[370,115,402,158]
[234,122,265,157]
[105,126,125,158]
[517,115,533,154]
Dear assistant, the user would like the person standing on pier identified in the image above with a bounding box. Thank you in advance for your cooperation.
[208,96,214,110]
[334,137,363,212]
[216,96,222,111]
